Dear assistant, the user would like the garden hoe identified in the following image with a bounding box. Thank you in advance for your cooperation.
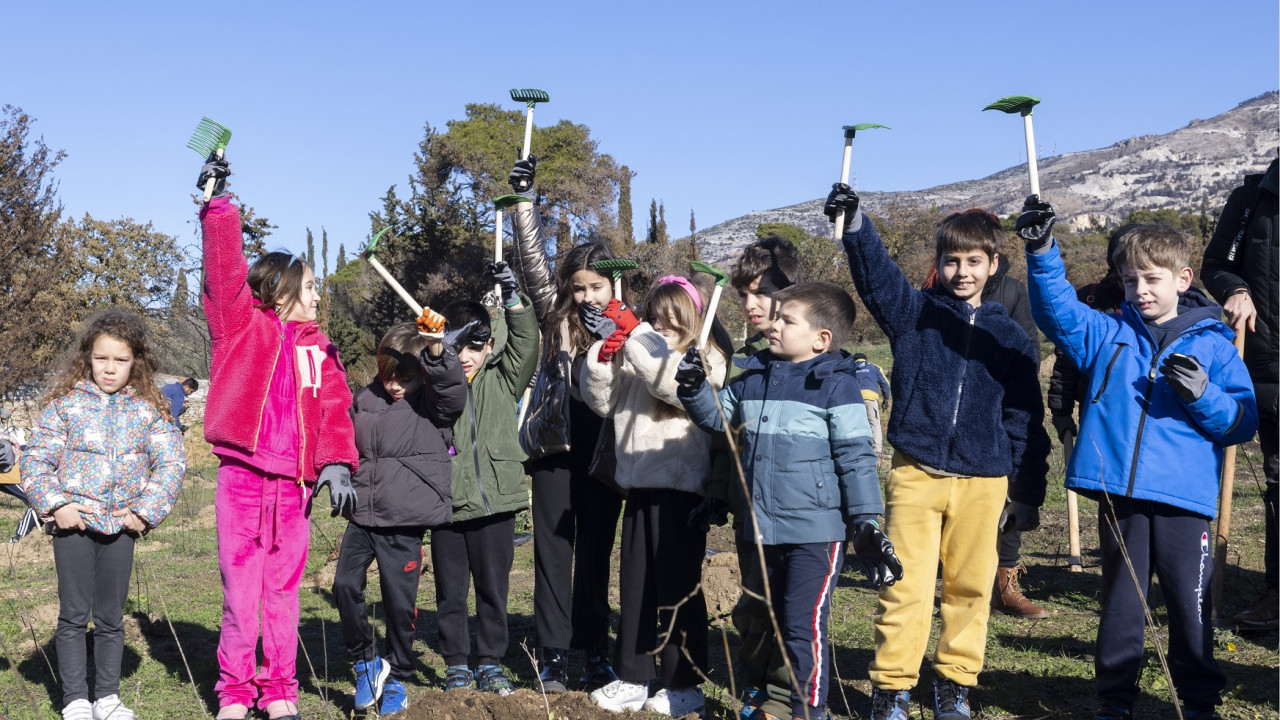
[689,260,729,350]
[590,258,638,300]
[187,117,232,202]
[1211,329,1247,622]
[831,123,889,241]
[983,95,1042,198]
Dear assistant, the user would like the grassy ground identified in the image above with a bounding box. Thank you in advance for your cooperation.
[0,360,1276,719]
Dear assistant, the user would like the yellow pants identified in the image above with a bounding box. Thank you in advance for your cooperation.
[868,453,1007,689]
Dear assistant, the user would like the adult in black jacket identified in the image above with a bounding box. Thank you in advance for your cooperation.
[1201,157,1279,628]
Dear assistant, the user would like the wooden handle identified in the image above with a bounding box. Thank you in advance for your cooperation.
[832,138,855,242]
[1022,114,1040,198]
[202,147,224,202]
[697,284,725,349]
[366,255,423,316]
[1063,432,1082,571]
[1210,328,1248,619]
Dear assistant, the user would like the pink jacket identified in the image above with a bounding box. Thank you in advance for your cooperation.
[200,197,358,482]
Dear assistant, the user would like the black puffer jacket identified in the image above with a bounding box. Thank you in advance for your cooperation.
[1202,158,1278,416]
[349,347,468,528]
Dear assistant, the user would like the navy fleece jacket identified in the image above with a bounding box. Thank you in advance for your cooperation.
[841,212,1051,504]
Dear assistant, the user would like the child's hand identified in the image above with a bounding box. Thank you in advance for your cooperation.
[602,298,639,336]
[486,261,522,306]
[1015,194,1056,251]
[1160,353,1208,402]
[197,152,231,199]
[443,320,484,350]
[1000,501,1041,533]
[315,465,357,518]
[823,182,860,225]
[508,156,537,198]
[1050,413,1077,443]
[597,331,628,363]
[113,507,148,534]
[52,502,95,531]
[686,497,729,532]
[675,347,707,392]
[417,307,446,338]
[579,303,617,340]
[848,516,903,587]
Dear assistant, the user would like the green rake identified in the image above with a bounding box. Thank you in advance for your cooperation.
[489,194,527,301]
[689,261,729,350]
[361,227,424,316]
[590,258,638,299]
[983,95,1042,198]
[510,88,550,161]
[832,123,890,240]
[187,117,232,201]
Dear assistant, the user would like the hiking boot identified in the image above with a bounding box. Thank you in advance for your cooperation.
[931,678,971,720]
[379,678,408,716]
[1231,586,1279,628]
[62,700,93,720]
[537,647,568,694]
[1092,702,1132,720]
[992,566,1050,619]
[476,664,515,696]
[90,695,134,720]
[581,651,620,691]
[589,679,649,712]
[444,665,474,691]
[643,687,706,717]
[352,656,390,708]
[738,686,767,720]
[870,688,910,720]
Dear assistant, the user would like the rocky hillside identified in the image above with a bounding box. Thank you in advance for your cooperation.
[693,92,1278,263]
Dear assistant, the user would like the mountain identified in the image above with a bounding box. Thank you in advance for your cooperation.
[692,92,1279,264]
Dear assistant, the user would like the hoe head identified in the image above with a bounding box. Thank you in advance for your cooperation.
[590,258,638,278]
[361,227,392,259]
[983,95,1040,117]
[510,88,550,108]
[689,260,729,287]
[187,117,232,158]
[843,123,890,139]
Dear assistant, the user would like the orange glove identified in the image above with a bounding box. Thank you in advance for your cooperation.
[416,307,446,338]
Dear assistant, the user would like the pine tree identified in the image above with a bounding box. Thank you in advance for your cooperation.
[319,227,331,331]
[647,199,659,244]
[618,165,633,245]
[689,209,699,261]
[305,228,315,269]
[171,267,189,322]
[658,201,668,244]
[337,243,347,271]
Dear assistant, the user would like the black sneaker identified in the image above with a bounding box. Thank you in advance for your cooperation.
[870,688,910,720]
[444,665,474,691]
[476,664,515,696]
[931,678,971,720]
[537,647,568,694]
[580,652,620,692]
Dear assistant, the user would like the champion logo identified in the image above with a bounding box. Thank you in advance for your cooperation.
[403,560,419,572]
[1195,531,1210,624]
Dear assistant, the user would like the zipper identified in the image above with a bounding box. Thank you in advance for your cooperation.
[1124,320,1206,497]
[295,337,308,485]
[945,312,976,455]
[106,392,118,532]
[1091,346,1125,403]
[250,329,285,455]
[467,383,491,514]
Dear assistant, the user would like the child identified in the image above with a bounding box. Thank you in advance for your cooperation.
[1018,199,1258,720]
[197,155,359,720]
[432,262,539,695]
[21,309,186,720]
[823,184,1050,720]
[850,352,890,456]
[580,276,733,717]
[677,281,897,720]
[509,157,625,692]
[333,321,466,715]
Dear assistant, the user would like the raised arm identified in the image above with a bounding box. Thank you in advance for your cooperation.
[835,207,924,340]
[418,344,468,428]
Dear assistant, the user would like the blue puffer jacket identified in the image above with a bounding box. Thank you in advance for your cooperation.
[679,350,882,545]
[842,213,1051,504]
[1026,242,1258,518]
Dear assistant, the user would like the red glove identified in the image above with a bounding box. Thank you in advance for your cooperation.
[603,298,639,336]
[598,330,629,363]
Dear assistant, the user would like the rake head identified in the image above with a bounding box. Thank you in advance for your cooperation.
[689,260,728,286]
[983,95,1040,116]
[843,123,890,139]
[510,88,550,107]
[187,117,232,158]
[361,227,392,259]
[494,194,526,210]
[590,258,638,278]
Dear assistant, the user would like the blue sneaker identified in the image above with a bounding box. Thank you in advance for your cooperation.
[1093,703,1132,720]
[352,656,389,709]
[379,677,408,716]
[870,688,910,720]
[931,679,971,720]
[445,664,475,691]
[476,664,515,696]
[738,686,767,720]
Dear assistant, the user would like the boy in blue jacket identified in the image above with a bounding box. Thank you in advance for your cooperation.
[676,281,900,720]
[1018,198,1258,720]
[824,186,1051,720]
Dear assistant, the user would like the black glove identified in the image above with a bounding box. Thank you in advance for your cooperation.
[687,497,730,532]
[1160,353,1208,402]
[0,439,13,474]
[579,303,616,340]
[1050,414,1077,444]
[1000,500,1041,533]
[196,151,231,199]
[486,260,521,306]
[315,464,356,518]
[508,156,537,199]
[443,320,490,350]
[822,182,860,228]
[675,346,707,393]
[1014,194,1056,252]
[848,517,903,588]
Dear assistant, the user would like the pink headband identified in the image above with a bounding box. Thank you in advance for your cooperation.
[657,275,703,313]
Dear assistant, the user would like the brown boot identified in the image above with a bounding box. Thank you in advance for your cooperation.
[991,565,1050,618]
[1231,587,1279,628]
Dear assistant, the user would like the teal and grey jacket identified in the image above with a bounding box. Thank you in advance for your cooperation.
[679,349,882,545]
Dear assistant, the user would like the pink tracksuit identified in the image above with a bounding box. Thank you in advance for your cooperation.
[201,197,358,710]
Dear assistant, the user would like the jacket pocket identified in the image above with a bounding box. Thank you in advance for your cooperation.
[775,460,837,511]
[1091,345,1126,404]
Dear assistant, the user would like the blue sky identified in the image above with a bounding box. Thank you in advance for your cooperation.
[8,1,1278,267]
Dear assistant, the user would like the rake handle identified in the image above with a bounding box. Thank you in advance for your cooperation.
[366,255,423,316]
[1022,114,1041,199]
[494,208,505,301]
[1063,432,1082,572]
[202,148,224,202]
[521,104,536,161]
[833,137,855,241]
[697,284,725,350]
[1211,328,1247,619]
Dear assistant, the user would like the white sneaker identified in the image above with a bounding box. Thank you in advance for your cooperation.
[91,695,135,720]
[589,679,649,712]
[62,699,93,720]
[642,687,706,717]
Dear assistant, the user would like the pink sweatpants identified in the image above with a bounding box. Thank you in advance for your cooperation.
[214,461,310,710]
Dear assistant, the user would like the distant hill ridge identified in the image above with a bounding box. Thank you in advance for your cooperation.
[692,92,1279,264]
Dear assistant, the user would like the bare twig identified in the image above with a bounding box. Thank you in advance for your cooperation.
[719,622,736,700]
[5,541,56,679]
[149,568,211,719]
[296,629,338,720]
[518,639,553,720]
[0,628,41,720]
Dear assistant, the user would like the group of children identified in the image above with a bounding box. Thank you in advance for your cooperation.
[10,147,1258,720]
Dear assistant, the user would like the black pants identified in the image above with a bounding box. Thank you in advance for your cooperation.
[53,529,135,706]
[529,453,623,651]
[332,524,426,680]
[615,488,707,689]
[431,512,517,667]
[1259,409,1278,589]
[763,542,844,719]
[1096,495,1225,711]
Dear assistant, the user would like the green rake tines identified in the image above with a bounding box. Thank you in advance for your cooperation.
[983,94,1045,198]
[983,95,1040,116]
[361,227,392,259]
[187,117,232,159]
[591,258,638,300]
[843,122,890,138]
[688,260,728,287]
[510,88,550,107]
